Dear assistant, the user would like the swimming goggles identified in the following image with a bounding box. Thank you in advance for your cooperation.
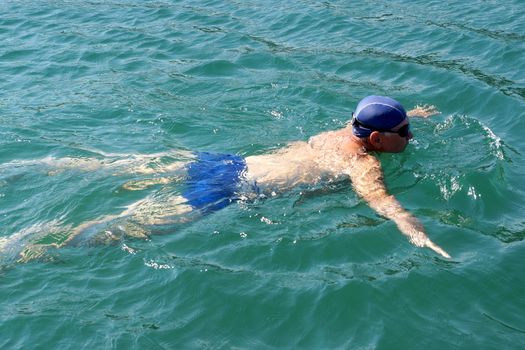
[351,113,411,138]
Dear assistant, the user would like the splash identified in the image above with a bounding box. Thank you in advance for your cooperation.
[481,124,504,160]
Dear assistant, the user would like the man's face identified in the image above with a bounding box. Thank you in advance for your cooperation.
[381,131,412,152]
[371,118,413,153]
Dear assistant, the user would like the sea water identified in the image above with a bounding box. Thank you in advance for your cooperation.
[1,0,525,349]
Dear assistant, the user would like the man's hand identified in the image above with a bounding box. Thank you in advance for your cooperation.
[407,228,451,259]
[397,215,451,259]
[407,104,440,118]
[423,237,451,259]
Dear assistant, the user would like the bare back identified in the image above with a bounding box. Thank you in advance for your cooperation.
[244,126,377,193]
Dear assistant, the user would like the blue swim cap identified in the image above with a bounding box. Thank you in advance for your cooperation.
[351,95,407,138]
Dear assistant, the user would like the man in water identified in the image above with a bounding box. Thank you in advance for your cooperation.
[245,95,449,258]
[7,95,450,261]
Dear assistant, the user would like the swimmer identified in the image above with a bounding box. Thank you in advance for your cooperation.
[8,96,451,261]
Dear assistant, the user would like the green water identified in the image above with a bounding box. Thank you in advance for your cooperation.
[1,0,525,349]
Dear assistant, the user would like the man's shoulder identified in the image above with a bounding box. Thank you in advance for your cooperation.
[339,149,381,176]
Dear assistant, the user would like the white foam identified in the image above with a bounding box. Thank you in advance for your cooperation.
[481,124,504,160]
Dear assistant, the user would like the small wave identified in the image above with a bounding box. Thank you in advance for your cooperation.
[426,20,525,43]
[360,48,524,100]
[435,114,510,162]
[492,223,525,244]
[185,60,244,78]
[409,114,516,206]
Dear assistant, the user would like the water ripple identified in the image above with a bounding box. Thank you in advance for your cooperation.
[2,0,525,348]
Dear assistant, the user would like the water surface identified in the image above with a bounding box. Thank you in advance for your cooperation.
[1,1,525,349]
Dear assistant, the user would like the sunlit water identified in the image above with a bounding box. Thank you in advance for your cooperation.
[1,1,525,349]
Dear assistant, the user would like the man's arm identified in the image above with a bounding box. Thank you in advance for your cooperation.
[346,155,451,258]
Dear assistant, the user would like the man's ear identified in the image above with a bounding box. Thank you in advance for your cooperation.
[369,131,382,149]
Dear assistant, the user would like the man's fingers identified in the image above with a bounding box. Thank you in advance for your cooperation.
[426,239,451,259]
[407,104,441,118]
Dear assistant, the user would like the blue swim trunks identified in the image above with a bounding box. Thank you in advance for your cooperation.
[182,152,250,213]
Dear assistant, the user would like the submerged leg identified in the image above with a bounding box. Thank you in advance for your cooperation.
[45,153,190,176]
[121,176,184,191]
[120,194,195,226]
[0,152,191,178]
[10,193,196,263]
